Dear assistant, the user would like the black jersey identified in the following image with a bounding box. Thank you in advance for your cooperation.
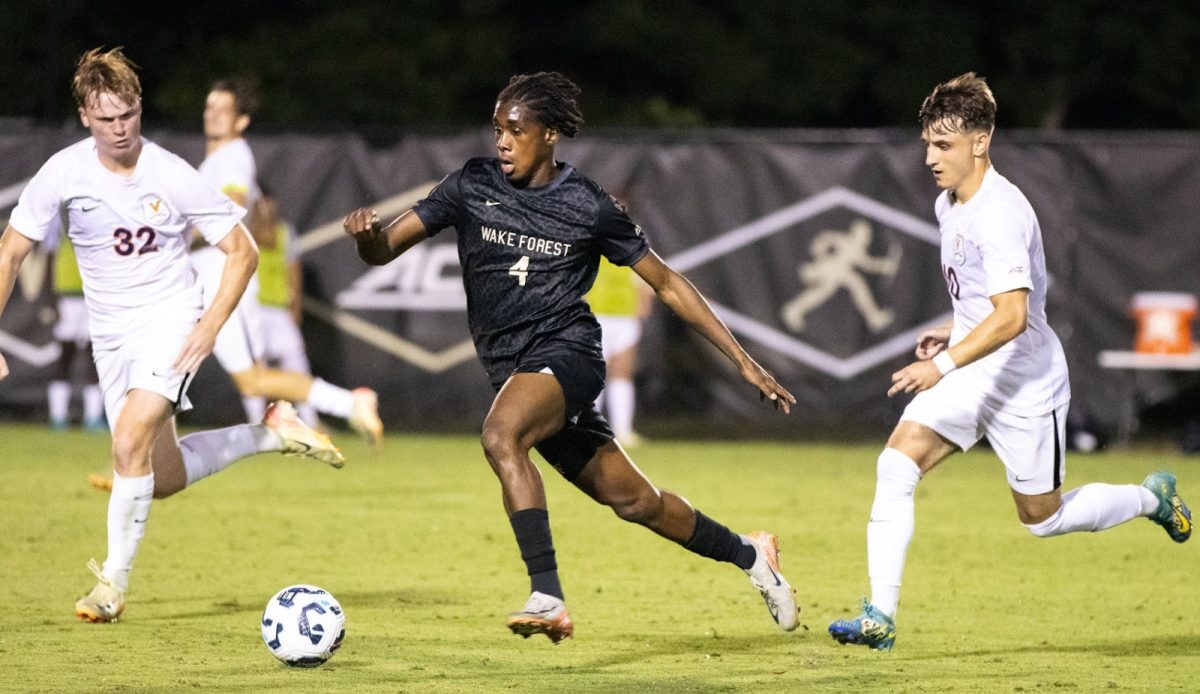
[413,157,649,383]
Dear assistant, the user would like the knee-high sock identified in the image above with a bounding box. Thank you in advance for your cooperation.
[682,510,758,570]
[510,508,563,599]
[1025,484,1158,537]
[48,380,71,423]
[306,378,355,419]
[179,424,281,488]
[606,378,636,439]
[103,472,155,592]
[867,448,921,619]
[83,384,104,423]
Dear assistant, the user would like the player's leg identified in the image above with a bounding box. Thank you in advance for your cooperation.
[830,384,966,650]
[602,317,642,445]
[568,436,799,631]
[47,339,76,429]
[231,365,383,446]
[997,405,1189,541]
[80,342,105,431]
[76,387,171,622]
[262,306,319,424]
[482,372,574,642]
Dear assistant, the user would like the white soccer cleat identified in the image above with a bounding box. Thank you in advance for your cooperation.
[264,401,345,468]
[348,387,384,449]
[505,591,574,643]
[744,531,799,631]
[75,559,125,623]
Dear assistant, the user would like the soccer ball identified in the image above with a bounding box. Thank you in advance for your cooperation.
[260,584,346,667]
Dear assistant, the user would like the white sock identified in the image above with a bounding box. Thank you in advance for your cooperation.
[48,380,71,422]
[1025,484,1153,537]
[306,378,354,419]
[103,472,155,592]
[241,396,267,423]
[83,384,104,422]
[867,448,921,619]
[179,424,280,487]
[607,378,636,438]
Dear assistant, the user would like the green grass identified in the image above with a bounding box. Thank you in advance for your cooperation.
[1,424,1196,693]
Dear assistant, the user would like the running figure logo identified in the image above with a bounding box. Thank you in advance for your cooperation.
[780,219,902,333]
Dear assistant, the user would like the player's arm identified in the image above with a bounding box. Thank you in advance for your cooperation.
[632,250,795,413]
[173,223,258,374]
[287,258,303,324]
[343,207,429,265]
[915,319,954,360]
[888,289,1028,397]
[0,225,38,380]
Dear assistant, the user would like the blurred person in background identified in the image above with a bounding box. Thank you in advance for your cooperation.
[44,229,105,431]
[586,254,652,446]
[828,72,1191,652]
[196,78,382,444]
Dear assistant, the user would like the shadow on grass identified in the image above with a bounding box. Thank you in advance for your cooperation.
[906,633,1200,659]
[140,587,465,621]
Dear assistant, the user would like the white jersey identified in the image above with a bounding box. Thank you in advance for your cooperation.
[935,167,1070,416]
[197,137,259,209]
[9,137,245,348]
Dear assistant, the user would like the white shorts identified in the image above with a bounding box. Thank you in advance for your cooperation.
[260,306,310,372]
[93,320,196,427]
[901,373,1068,495]
[53,296,91,344]
[597,315,642,360]
[191,246,264,373]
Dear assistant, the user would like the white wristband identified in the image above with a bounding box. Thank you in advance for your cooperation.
[932,351,957,375]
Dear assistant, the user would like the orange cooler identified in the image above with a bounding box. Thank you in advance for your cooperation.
[1131,292,1197,354]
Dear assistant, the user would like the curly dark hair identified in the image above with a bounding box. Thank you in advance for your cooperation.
[919,72,996,133]
[496,72,584,138]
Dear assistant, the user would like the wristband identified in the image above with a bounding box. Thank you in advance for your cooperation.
[932,351,957,376]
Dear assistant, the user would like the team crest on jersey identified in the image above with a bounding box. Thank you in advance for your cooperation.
[140,194,171,225]
[953,233,966,266]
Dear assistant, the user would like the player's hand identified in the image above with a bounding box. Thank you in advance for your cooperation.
[0,352,9,380]
[888,360,941,397]
[342,208,381,238]
[173,322,219,375]
[915,326,952,360]
[740,360,796,415]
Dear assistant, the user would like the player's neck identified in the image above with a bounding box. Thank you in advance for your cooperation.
[950,160,990,204]
[96,142,142,177]
[206,135,241,155]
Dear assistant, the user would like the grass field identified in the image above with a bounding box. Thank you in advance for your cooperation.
[1,423,1196,693]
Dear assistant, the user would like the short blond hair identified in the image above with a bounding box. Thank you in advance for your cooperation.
[919,72,996,133]
[72,47,141,109]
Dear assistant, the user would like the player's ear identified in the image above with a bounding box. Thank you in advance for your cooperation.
[973,130,990,156]
[78,108,90,129]
[235,113,251,134]
[545,128,559,145]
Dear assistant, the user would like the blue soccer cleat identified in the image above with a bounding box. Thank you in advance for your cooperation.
[1142,471,1191,543]
[829,599,896,651]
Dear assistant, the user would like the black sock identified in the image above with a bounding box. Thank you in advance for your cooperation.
[682,511,757,570]
[509,508,563,599]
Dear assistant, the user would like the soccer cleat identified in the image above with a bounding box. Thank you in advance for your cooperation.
[1142,470,1191,543]
[505,591,574,644]
[348,388,384,449]
[75,559,125,623]
[264,401,345,468]
[828,599,897,651]
[743,531,799,631]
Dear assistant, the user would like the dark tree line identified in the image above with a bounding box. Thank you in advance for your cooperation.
[2,0,1197,134]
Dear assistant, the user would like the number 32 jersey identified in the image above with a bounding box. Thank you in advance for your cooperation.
[10,137,245,348]
[414,158,649,383]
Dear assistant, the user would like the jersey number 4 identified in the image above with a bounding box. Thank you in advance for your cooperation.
[113,227,159,257]
[509,255,530,286]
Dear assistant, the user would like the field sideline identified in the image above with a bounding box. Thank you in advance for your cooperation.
[1,423,1195,693]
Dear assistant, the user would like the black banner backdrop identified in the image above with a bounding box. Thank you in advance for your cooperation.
[1,127,1197,439]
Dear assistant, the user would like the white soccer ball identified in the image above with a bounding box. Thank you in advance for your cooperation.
[261,584,346,667]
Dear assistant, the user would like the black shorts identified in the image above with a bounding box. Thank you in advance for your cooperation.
[498,342,614,481]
